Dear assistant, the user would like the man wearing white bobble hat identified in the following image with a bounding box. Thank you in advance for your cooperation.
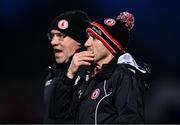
[50,12,151,124]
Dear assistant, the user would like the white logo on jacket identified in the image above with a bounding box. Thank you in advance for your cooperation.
[74,75,81,86]
[45,79,52,86]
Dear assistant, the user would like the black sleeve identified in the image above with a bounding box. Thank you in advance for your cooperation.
[49,74,76,123]
[113,67,145,123]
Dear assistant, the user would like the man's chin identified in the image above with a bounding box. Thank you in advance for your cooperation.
[55,57,70,64]
[55,58,65,64]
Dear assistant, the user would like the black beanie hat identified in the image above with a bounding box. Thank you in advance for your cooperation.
[49,10,91,45]
[86,12,134,55]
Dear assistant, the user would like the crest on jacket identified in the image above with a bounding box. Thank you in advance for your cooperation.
[91,88,100,100]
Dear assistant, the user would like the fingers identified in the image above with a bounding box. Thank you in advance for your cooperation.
[77,60,92,66]
[73,51,94,63]
[75,51,94,59]
[67,51,94,79]
[75,56,94,62]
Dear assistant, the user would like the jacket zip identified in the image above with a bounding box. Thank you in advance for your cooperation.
[95,80,112,125]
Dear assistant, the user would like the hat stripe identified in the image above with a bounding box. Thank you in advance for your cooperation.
[91,22,123,50]
[87,25,121,54]
[86,28,116,54]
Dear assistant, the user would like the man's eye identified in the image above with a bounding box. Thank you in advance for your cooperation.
[56,33,65,38]
[86,33,89,39]
[47,33,54,40]
[92,35,97,41]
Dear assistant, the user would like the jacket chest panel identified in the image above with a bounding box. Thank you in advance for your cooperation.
[77,79,115,123]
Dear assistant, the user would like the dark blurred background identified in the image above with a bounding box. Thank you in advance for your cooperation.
[0,0,180,123]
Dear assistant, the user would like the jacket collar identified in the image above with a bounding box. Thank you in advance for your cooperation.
[93,54,120,81]
[48,56,72,76]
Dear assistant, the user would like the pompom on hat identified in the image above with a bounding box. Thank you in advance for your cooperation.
[86,12,134,55]
[48,10,91,45]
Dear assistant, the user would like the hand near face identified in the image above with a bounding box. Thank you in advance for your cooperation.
[67,51,94,79]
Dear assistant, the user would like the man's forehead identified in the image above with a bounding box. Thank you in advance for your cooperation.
[50,29,61,34]
[87,32,94,37]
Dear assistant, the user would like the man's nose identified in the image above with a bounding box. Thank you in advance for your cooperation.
[84,38,91,47]
[51,36,61,46]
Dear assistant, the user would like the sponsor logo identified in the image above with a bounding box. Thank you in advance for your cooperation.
[92,26,102,35]
[74,75,81,85]
[78,90,83,99]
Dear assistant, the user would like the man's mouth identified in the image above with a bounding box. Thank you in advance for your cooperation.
[87,49,93,54]
[86,48,92,52]
[54,48,62,53]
